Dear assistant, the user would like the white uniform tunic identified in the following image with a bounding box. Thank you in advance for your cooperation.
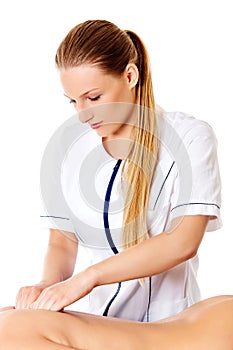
[40,108,222,322]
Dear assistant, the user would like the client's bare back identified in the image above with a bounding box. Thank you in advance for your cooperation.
[0,295,232,350]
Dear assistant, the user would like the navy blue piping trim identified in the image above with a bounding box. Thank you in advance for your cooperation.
[103,159,122,255]
[171,202,220,211]
[102,282,122,317]
[146,277,152,322]
[103,159,122,317]
[40,215,70,220]
[153,161,175,210]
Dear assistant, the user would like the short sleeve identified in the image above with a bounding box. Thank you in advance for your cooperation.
[40,192,76,234]
[170,122,222,232]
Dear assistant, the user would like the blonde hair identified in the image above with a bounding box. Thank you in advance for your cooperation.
[55,20,158,250]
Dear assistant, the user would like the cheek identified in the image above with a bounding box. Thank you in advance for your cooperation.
[106,80,134,104]
[115,86,134,103]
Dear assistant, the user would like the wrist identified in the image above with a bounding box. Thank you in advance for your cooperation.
[36,280,54,288]
[84,266,101,289]
[79,265,100,290]
[69,266,101,300]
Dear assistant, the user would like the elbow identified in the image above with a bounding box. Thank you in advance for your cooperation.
[168,244,198,268]
[187,248,198,260]
[182,245,199,261]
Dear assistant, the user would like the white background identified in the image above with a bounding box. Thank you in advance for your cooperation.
[0,0,232,308]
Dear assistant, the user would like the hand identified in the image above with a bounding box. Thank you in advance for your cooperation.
[15,283,49,309]
[29,269,97,311]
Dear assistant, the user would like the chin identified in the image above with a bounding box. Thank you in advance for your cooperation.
[94,125,118,138]
[94,128,107,137]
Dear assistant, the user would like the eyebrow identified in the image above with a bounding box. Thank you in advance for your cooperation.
[64,88,100,100]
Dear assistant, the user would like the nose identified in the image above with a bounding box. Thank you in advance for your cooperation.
[78,105,94,124]
[73,99,92,123]
[75,99,88,112]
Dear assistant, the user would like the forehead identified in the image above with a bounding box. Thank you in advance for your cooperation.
[59,65,122,97]
[60,64,102,82]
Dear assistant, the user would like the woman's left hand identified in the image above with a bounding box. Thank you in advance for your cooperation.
[29,268,97,311]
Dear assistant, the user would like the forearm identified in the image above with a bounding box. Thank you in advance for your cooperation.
[90,232,187,286]
[40,229,78,286]
[40,244,77,285]
[88,215,208,287]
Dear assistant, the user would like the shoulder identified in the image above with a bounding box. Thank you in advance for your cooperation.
[157,107,217,145]
[156,107,218,161]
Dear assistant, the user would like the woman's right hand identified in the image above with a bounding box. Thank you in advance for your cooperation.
[15,228,78,310]
[15,283,50,309]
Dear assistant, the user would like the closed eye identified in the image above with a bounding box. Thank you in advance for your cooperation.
[88,95,101,102]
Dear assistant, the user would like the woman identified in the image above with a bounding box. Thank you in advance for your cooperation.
[17,19,221,322]
[0,295,232,349]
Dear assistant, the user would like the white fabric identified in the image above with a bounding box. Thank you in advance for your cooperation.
[40,109,222,321]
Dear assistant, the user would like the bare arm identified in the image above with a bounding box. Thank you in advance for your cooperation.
[40,229,78,285]
[90,215,209,285]
[30,215,209,311]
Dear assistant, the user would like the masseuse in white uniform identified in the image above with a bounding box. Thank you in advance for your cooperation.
[16,20,222,322]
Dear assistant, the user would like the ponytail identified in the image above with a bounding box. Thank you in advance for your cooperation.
[121,30,158,250]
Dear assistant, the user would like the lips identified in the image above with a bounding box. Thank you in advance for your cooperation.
[90,121,103,129]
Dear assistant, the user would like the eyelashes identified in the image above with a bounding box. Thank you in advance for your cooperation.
[69,96,101,104]
[89,95,101,101]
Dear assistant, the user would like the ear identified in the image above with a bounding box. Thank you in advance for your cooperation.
[124,63,139,89]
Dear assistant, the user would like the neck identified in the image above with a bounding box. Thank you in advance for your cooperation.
[102,123,136,160]
[102,136,134,160]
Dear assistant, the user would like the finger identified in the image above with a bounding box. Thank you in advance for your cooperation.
[16,291,31,309]
[0,306,15,312]
[30,297,56,310]
[16,287,41,309]
[15,288,26,309]
[30,291,65,311]
[29,289,52,310]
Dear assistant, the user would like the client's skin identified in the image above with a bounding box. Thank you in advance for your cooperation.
[0,295,232,349]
